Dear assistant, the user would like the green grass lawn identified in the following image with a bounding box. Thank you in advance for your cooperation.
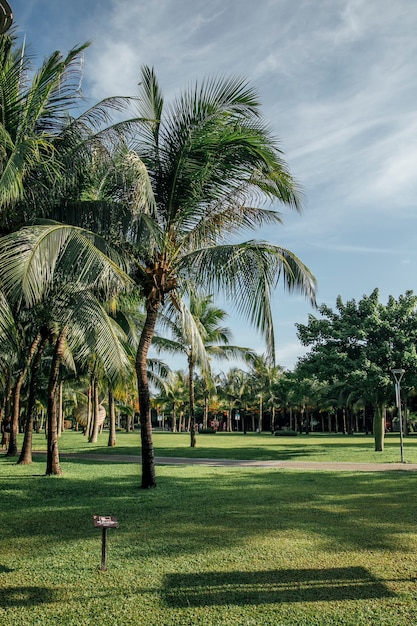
[29,428,417,465]
[1,432,417,625]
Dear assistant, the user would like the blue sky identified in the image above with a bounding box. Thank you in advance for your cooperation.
[8,0,417,370]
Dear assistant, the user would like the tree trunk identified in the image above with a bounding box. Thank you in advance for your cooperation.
[227,405,232,432]
[7,333,42,457]
[136,303,159,489]
[107,389,117,447]
[203,396,209,429]
[57,380,63,437]
[18,332,48,464]
[258,396,263,433]
[46,328,67,476]
[85,384,92,437]
[373,403,385,452]
[89,376,100,443]
[188,357,196,447]
[172,403,177,432]
[1,371,12,450]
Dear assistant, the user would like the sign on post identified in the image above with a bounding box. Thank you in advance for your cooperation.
[93,515,119,571]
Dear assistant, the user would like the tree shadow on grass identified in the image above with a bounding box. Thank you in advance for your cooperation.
[0,586,59,607]
[163,567,395,607]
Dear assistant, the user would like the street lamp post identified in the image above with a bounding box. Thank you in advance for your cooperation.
[391,368,405,463]
[0,1,13,34]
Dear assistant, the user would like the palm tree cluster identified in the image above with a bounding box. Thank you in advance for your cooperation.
[0,31,316,487]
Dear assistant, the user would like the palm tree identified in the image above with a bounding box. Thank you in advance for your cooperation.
[158,370,188,432]
[217,368,250,432]
[0,33,91,231]
[247,354,284,431]
[1,61,316,487]
[0,224,132,472]
[155,291,253,446]
[127,66,316,487]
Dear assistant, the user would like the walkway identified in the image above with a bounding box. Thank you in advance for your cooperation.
[58,453,417,472]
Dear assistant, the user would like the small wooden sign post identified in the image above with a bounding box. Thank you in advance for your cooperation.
[93,515,119,571]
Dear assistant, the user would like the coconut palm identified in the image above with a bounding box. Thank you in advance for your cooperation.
[247,354,284,431]
[217,367,250,432]
[155,291,254,446]
[0,223,132,473]
[126,66,316,487]
[0,33,92,231]
[0,63,316,487]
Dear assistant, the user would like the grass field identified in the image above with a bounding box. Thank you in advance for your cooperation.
[29,428,417,465]
[1,432,417,625]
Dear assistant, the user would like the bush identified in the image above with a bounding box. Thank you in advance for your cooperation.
[274,430,298,437]
[200,428,216,434]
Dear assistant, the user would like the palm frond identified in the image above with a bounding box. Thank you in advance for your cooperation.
[0,223,133,307]
[181,241,317,357]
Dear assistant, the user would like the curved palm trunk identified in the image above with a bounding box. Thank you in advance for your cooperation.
[108,389,116,447]
[136,304,159,489]
[46,328,67,476]
[188,356,196,448]
[7,333,42,457]
[18,332,48,465]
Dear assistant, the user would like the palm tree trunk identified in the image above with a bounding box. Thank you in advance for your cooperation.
[85,384,92,437]
[258,395,263,433]
[373,403,385,452]
[203,397,209,430]
[172,403,177,432]
[18,332,48,465]
[89,376,100,443]
[57,380,63,437]
[188,357,196,448]
[108,389,117,447]
[136,304,159,489]
[227,406,232,432]
[7,333,42,457]
[46,328,67,476]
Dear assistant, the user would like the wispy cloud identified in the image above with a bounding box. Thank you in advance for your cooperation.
[12,0,417,369]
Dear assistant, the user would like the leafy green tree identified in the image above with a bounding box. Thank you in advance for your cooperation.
[296,289,417,451]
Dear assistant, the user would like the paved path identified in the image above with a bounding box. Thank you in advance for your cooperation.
[56,453,417,472]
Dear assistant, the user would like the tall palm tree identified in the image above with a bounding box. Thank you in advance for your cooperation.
[0,33,91,231]
[158,370,188,432]
[156,291,253,446]
[217,367,250,432]
[1,62,316,487]
[128,66,316,487]
[247,354,284,431]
